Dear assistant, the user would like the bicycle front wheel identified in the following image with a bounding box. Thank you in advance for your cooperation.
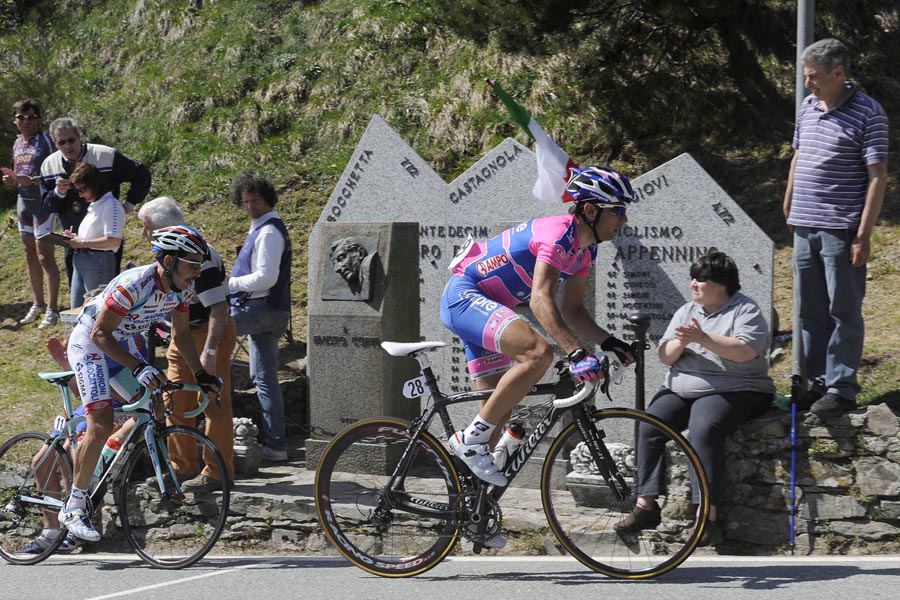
[118,425,230,569]
[314,418,461,577]
[542,407,709,579]
[0,433,72,565]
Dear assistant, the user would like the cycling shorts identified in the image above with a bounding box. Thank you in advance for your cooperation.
[17,196,55,238]
[50,400,130,440]
[67,331,148,413]
[440,276,520,380]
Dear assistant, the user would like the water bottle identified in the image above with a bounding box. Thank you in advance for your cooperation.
[491,421,526,470]
[93,438,122,480]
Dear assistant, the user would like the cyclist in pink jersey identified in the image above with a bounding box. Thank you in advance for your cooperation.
[441,167,637,499]
[59,226,222,542]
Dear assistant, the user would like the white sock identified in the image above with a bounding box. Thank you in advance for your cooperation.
[65,486,88,512]
[43,528,63,540]
[463,417,496,444]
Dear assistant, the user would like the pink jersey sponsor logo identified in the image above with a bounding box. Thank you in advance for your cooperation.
[475,254,509,277]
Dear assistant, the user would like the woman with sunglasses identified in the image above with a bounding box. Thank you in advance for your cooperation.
[60,162,124,308]
[615,251,775,546]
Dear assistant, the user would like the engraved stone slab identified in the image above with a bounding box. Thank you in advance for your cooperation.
[311,115,774,432]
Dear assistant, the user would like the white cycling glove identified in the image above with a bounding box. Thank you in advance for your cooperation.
[132,363,163,387]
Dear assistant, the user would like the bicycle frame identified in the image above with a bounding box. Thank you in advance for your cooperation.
[381,348,622,524]
[19,373,207,514]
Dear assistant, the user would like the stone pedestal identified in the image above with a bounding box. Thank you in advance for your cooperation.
[233,417,262,477]
[306,222,420,469]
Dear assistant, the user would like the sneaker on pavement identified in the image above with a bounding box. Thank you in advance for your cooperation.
[261,446,288,462]
[16,534,55,554]
[18,304,45,325]
[448,431,507,487]
[59,507,101,542]
[37,309,60,330]
[810,393,856,419]
[181,473,223,494]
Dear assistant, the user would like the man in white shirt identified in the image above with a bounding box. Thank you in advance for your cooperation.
[228,172,293,462]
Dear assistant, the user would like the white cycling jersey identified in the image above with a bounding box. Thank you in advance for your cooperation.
[68,264,193,411]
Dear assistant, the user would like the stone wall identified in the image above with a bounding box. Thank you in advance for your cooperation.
[718,403,900,555]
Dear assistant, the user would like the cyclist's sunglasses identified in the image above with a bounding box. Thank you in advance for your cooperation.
[606,205,627,217]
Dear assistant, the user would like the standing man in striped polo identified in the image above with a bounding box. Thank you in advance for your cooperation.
[783,38,889,418]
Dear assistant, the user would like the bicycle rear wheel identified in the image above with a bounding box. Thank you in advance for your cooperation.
[118,425,230,568]
[0,433,72,565]
[314,418,461,577]
[542,407,709,579]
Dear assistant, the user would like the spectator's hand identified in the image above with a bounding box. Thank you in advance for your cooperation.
[569,353,603,383]
[1,170,16,188]
[600,335,635,366]
[132,363,167,390]
[675,317,707,345]
[850,235,870,267]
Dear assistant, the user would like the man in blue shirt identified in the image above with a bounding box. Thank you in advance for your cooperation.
[228,172,292,462]
[783,38,889,418]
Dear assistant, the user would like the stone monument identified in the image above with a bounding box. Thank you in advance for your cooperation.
[306,221,420,468]
[310,115,774,442]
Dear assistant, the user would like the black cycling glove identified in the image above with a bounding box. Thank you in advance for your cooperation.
[601,336,633,363]
[194,369,223,395]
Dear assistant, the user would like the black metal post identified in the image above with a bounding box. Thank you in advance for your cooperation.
[627,313,651,411]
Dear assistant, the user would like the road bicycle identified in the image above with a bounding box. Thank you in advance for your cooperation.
[315,340,710,579]
[0,371,230,569]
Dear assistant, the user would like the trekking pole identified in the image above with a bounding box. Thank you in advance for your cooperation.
[789,373,800,555]
[791,249,806,556]
[627,313,651,411]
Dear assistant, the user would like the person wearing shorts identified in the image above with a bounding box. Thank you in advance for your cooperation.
[441,166,638,510]
[2,99,60,328]
[58,226,221,543]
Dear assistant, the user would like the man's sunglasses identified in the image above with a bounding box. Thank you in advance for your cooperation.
[56,137,79,146]
[14,114,39,122]
[607,206,627,217]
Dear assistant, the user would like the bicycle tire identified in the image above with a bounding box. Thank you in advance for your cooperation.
[0,433,72,565]
[117,425,230,569]
[541,407,710,579]
[314,418,462,577]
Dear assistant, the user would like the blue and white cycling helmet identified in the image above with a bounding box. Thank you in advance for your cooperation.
[565,166,635,206]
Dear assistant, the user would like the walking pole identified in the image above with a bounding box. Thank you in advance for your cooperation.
[789,373,801,556]
[790,250,806,555]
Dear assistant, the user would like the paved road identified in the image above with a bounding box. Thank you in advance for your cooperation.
[3,555,899,600]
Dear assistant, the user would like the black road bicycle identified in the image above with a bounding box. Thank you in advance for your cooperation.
[314,340,710,579]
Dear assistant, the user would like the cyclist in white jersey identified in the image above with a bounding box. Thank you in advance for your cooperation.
[59,226,222,542]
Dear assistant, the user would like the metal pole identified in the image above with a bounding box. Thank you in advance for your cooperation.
[627,313,651,411]
[795,0,816,113]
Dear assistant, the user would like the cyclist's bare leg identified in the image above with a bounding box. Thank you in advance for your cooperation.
[70,407,114,494]
[475,319,553,428]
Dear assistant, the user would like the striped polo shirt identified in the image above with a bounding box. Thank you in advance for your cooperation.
[788,83,888,230]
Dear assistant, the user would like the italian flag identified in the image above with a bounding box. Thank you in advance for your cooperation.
[488,79,579,203]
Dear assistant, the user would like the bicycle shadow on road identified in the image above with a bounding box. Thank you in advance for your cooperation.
[85,556,350,572]
[424,564,900,589]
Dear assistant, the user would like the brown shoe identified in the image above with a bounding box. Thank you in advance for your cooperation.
[694,519,721,547]
[614,501,661,533]
[181,474,222,494]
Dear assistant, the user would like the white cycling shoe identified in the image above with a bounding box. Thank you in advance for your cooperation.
[59,507,101,542]
[449,432,508,487]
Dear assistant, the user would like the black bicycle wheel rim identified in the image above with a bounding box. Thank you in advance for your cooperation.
[117,425,230,569]
[0,432,71,565]
[541,408,709,579]
[314,418,461,577]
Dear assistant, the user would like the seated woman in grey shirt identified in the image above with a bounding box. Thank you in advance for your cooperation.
[615,251,775,546]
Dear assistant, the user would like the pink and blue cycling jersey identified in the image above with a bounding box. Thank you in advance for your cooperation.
[442,214,596,379]
[451,214,596,304]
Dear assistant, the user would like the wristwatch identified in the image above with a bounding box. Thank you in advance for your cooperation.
[567,347,587,363]
[204,348,217,356]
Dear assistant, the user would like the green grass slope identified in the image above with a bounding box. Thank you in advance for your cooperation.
[0,0,897,439]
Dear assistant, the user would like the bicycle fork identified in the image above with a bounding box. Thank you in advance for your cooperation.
[571,404,630,502]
